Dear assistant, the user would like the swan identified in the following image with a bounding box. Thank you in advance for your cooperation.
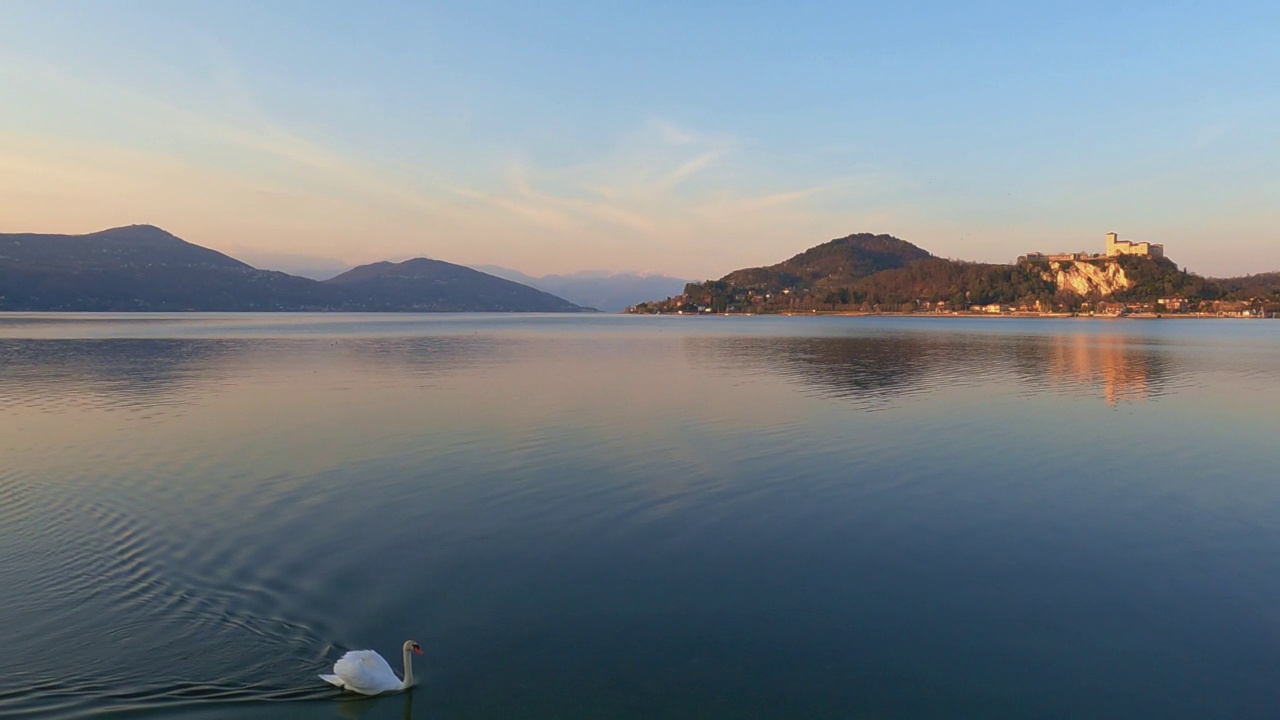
[320,640,423,695]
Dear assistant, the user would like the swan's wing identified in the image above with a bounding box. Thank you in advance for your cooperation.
[331,650,402,694]
[318,673,346,689]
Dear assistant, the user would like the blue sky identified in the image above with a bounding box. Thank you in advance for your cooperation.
[2,1,1277,278]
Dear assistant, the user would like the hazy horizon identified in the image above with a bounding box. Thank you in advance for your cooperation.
[10,223,1276,285]
[2,2,1278,278]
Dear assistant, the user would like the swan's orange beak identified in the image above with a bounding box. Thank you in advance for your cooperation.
[413,645,423,655]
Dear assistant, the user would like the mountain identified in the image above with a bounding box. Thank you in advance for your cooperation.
[325,258,590,312]
[0,225,588,312]
[634,231,1251,313]
[0,225,337,311]
[720,233,933,292]
[477,266,690,312]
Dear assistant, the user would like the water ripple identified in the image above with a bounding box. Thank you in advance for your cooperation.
[0,462,339,719]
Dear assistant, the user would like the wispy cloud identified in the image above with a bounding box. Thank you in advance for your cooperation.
[657,149,729,192]
[437,118,747,238]
[651,118,697,146]
[0,59,876,276]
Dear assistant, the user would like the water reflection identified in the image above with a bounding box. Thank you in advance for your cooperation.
[350,336,511,381]
[0,339,237,413]
[0,319,1195,414]
[333,689,413,720]
[0,336,506,413]
[690,330,1178,408]
[690,335,940,410]
[1018,333,1177,405]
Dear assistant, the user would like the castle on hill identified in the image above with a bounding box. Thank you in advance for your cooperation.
[1104,232,1163,258]
[1019,232,1164,264]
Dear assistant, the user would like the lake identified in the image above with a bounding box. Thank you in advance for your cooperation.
[1,313,1278,719]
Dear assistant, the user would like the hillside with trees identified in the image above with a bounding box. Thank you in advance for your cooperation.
[1214,271,1280,300]
[631,233,1276,315]
[719,233,932,292]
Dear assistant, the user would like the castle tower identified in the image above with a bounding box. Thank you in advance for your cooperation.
[1105,232,1119,256]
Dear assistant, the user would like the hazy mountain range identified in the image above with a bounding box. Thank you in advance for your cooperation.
[0,225,590,312]
[229,251,690,312]
[475,266,690,313]
[221,249,353,281]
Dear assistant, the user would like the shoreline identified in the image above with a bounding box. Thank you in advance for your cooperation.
[655,311,1276,320]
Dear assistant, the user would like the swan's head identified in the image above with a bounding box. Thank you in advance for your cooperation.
[404,640,423,656]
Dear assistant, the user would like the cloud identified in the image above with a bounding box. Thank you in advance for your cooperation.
[447,183,579,233]
[0,59,876,276]
[657,149,729,192]
[651,118,697,146]
[437,119,745,239]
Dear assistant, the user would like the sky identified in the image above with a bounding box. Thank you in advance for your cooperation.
[2,1,1278,279]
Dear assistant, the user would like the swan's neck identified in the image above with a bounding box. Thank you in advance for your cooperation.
[401,646,415,689]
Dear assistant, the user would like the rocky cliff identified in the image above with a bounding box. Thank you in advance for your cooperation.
[1044,260,1133,297]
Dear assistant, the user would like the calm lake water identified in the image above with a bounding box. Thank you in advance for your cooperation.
[1,313,1278,719]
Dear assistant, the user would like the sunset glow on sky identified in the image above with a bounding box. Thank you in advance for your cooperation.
[2,1,1277,279]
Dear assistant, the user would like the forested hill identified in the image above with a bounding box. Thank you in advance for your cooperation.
[721,233,932,291]
[1214,271,1280,297]
[633,232,1276,314]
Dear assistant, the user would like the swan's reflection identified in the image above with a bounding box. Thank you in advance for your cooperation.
[333,687,414,719]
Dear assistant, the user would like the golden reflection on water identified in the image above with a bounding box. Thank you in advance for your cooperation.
[1042,333,1162,405]
[685,329,1181,408]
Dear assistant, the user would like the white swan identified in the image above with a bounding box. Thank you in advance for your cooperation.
[320,640,423,695]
